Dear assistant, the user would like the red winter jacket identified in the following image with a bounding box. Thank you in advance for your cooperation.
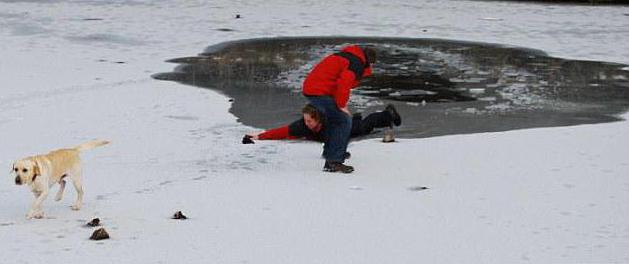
[258,118,325,142]
[258,126,296,140]
[303,45,373,108]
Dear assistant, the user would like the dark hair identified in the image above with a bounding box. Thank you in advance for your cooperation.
[362,47,376,64]
[302,104,321,122]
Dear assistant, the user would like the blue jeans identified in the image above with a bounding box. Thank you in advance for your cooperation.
[306,96,352,163]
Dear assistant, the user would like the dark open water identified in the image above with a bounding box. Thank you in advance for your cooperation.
[153,37,629,139]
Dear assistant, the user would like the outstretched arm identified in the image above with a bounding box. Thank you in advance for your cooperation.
[251,126,297,140]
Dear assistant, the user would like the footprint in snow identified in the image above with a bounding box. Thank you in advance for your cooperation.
[159,180,172,186]
[192,175,207,181]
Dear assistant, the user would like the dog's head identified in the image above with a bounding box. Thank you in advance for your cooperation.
[12,158,40,186]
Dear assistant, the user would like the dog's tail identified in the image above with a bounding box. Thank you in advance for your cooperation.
[73,139,110,152]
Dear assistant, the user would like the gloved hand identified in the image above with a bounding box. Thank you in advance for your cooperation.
[242,135,255,144]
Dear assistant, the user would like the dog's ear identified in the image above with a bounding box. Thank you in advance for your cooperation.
[10,163,15,173]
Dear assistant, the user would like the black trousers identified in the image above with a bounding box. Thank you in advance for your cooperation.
[350,111,393,137]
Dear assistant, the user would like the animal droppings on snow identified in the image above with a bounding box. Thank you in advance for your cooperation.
[86,218,101,227]
[172,211,187,220]
[90,228,110,240]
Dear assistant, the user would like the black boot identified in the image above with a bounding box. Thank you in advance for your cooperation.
[385,104,402,126]
[323,161,354,173]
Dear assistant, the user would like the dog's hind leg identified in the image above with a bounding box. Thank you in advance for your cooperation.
[55,178,66,201]
[69,171,83,211]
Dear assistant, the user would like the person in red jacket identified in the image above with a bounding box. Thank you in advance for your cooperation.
[244,103,401,143]
[302,45,377,173]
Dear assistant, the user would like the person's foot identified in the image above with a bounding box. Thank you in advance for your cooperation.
[323,161,354,173]
[385,104,402,126]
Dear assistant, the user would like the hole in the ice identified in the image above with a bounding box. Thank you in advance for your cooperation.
[153,37,629,138]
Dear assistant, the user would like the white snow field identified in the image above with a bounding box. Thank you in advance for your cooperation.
[1,0,628,263]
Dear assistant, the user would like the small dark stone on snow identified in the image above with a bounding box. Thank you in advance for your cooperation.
[235,14,241,19]
[90,228,110,240]
[172,211,187,220]
[87,218,100,227]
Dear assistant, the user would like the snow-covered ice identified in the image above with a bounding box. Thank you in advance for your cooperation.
[1,0,628,263]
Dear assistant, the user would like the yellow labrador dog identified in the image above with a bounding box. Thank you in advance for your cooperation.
[12,139,110,219]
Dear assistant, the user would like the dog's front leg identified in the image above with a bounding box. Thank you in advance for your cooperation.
[27,190,48,219]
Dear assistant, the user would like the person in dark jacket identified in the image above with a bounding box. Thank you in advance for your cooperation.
[302,45,377,173]
[243,104,401,160]
[244,104,401,142]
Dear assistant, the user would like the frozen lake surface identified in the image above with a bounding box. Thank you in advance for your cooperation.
[1,0,628,263]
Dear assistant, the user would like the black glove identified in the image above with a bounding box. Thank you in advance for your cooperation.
[242,135,255,144]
